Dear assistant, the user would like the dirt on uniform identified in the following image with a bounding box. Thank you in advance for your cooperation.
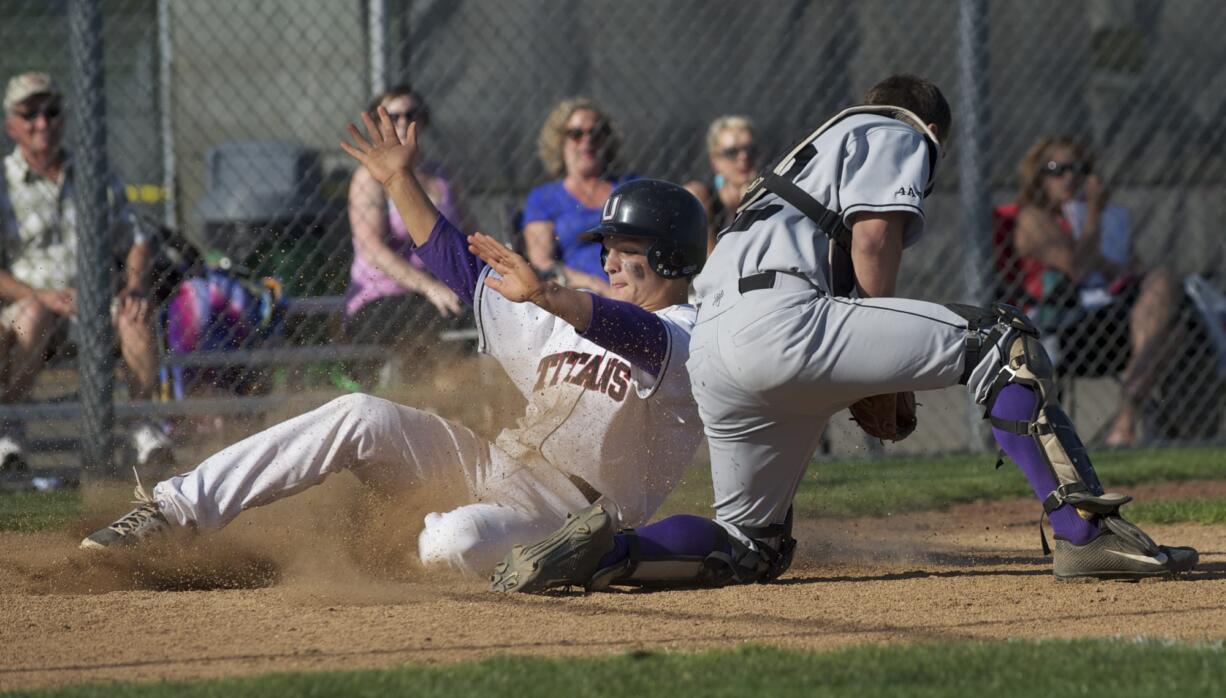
[2,479,1224,692]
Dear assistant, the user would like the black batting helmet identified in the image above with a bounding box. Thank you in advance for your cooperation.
[580,179,707,279]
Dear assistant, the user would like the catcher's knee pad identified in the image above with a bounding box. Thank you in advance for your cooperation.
[591,510,798,590]
[947,303,1129,523]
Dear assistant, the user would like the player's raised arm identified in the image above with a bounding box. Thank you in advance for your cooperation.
[341,107,484,305]
[341,107,437,246]
[468,232,594,332]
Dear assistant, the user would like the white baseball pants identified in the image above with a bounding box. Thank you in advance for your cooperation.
[154,394,587,576]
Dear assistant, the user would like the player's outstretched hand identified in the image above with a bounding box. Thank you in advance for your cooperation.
[339,106,419,188]
[468,232,544,305]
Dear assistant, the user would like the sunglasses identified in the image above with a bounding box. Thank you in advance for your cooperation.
[382,106,424,124]
[717,144,757,160]
[565,124,611,143]
[13,101,62,122]
[1042,160,1091,177]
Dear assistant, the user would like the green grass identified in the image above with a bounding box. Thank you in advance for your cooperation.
[9,639,1226,698]
[2,447,1223,534]
[1127,497,1226,525]
[0,490,78,532]
[660,446,1226,518]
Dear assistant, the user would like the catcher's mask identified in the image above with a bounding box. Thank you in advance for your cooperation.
[580,179,708,279]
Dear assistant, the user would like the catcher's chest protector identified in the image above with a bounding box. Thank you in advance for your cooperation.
[730,106,942,297]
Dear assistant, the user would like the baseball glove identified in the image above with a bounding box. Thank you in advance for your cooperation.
[849,391,917,442]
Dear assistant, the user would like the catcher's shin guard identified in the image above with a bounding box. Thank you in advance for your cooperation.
[952,304,1197,577]
[592,510,797,589]
[950,304,1129,529]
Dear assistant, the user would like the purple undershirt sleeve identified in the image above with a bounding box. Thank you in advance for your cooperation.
[413,215,486,307]
[579,294,669,376]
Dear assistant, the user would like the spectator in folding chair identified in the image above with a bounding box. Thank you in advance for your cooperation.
[991,202,1044,313]
[1011,135,1179,446]
[345,85,473,387]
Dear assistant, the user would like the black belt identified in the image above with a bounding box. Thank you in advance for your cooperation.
[566,473,602,504]
[737,270,824,294]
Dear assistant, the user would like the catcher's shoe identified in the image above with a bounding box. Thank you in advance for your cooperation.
[1053,515,1197,580]
[79,481,170,551]
[490,504,616,593]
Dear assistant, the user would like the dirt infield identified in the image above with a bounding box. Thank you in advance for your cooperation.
[2,480,1225,692]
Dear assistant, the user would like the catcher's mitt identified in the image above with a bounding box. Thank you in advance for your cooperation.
[849,391,917,442]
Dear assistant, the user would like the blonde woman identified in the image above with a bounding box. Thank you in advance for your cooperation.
[685,115,760,254]
[522,98,634,294]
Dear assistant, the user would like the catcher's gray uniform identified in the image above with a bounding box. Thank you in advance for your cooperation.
[689,112,982,543]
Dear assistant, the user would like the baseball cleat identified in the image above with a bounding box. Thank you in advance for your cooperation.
[490,504,616,593]
[1053,515,1197,580]
[79,482,170,550]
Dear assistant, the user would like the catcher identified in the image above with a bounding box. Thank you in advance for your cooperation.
[492,74,1198,593]
[80,108,709,578]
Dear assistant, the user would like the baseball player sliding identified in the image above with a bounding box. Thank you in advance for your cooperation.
[492,74,1198,593]
[81,108,710,577]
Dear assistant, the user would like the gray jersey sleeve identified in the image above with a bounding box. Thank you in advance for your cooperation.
[839,124,931,247]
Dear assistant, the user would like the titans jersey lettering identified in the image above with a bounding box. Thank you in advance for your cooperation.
[532,351,632,401]
[475,263,699,526]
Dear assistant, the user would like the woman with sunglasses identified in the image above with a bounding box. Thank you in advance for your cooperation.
[521,98,634,295]
[684,115,760,254]
[344,85,470,385]
[1013,135,1178,446]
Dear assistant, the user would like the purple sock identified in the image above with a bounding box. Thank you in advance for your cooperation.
[991,383,1099,545]
[598,514,731,569]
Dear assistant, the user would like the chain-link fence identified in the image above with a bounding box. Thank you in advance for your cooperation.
[1,0,1225,471]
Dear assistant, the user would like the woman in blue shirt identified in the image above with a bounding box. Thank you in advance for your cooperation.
[522,98,634,295]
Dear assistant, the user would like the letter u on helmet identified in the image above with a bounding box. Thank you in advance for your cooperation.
[580,179,708,279]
